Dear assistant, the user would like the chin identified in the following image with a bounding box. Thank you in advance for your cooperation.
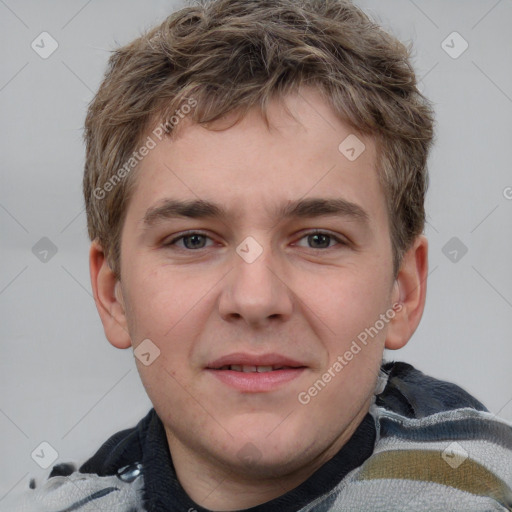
[224,444,315,480]
[213,418,319,477]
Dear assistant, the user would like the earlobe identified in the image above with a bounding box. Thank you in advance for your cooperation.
[385,235,428,351]
[89,240,132,349]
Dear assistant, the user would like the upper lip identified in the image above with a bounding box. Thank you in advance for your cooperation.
[206,352,307,369]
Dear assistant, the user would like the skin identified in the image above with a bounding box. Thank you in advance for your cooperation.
[90,87,428,511]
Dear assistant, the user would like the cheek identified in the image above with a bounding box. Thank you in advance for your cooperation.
[124,264,209,340]
[124,265,220,395]
[301,265,392,341]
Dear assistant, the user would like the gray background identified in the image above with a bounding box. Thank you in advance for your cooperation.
[1,0,511,499]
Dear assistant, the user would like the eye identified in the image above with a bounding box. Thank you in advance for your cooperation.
[295,230,346,250]
[165,231,214,250]
[164,230,347,251]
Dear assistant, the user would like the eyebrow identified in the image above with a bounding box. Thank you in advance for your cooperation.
[141,197,369,228]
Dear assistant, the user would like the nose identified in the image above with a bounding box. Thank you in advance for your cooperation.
[218,242,294,328]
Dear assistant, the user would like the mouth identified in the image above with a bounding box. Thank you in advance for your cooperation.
[205,353,307,392]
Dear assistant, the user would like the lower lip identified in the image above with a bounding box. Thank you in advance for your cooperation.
[206,368,306,392]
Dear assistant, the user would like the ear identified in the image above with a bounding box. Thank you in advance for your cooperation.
[385,235,428,350]
[89,240,132,349]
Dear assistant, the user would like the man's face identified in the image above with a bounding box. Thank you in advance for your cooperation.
[116,88,397,476]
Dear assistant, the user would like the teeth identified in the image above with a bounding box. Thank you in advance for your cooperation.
[223,365,290,372]
[256,366,273,373]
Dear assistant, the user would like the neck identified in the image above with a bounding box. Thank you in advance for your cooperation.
[164,401,372,511]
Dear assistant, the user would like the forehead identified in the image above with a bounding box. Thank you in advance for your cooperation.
[125,88,387,230]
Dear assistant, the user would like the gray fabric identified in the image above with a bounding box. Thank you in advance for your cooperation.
[0,470,145,512]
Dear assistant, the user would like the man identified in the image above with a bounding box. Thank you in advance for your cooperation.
[4,0,511,510]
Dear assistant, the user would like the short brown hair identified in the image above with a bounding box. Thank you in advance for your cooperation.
[83,0,435,279]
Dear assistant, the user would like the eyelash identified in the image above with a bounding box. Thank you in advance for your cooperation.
[164,230,348,251]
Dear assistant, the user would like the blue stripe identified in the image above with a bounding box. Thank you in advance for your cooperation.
[56,486,120,512]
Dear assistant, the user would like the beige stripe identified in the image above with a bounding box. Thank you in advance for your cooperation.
[357,449,512,508]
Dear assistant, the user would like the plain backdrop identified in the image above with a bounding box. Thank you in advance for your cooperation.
[1,0,511,499]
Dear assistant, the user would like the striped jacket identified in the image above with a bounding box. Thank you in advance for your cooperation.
[2,362,511,511]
